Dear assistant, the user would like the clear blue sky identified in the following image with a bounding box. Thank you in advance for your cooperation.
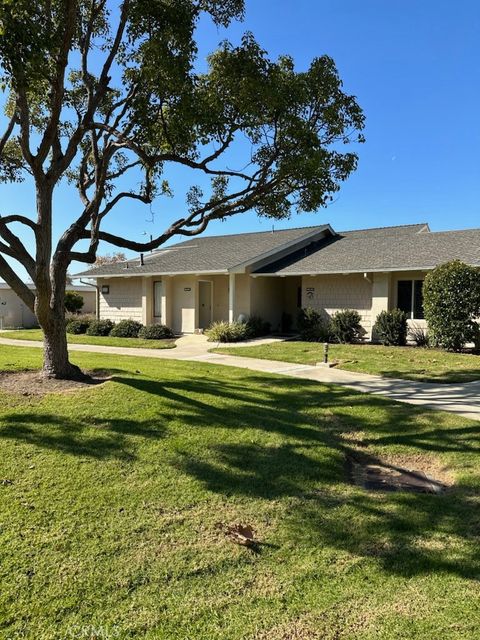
[1,0,479,280]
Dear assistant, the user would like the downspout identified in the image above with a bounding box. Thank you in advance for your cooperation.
[80,279,100,320]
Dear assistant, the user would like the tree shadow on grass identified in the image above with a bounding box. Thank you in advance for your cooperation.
[0,411,166,460]
[1,369,480,579]
[115,374,480,580]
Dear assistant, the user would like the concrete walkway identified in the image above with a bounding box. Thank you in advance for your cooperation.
[1,335,479,421]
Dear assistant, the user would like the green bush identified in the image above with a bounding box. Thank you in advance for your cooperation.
[66,318,91,334]
[206,321,250,343]
[64,290,84,314]
[372,309,408,346]
[138,324,175,340]
[246,315,271,338]
[330,309,362,344]
[86,319,114,336]
[423,260,480,351]
[297,307,329,342]
[110,319,143,338]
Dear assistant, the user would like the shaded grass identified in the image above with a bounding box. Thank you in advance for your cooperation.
[0,345,480,639]
[0,328,176,349]
[213,341,480,383]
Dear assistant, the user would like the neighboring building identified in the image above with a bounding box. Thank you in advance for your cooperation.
[76,223,480,338]
[0,283,97,329]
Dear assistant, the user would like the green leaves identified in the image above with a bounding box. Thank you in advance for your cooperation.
[423,260,480,351]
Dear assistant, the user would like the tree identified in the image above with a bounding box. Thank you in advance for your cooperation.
[423,260,480,352]
[64,290,84,313]
[94,252,126,267]
[0,0,364,378]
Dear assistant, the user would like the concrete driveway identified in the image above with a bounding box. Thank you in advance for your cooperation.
[0,334,479,421]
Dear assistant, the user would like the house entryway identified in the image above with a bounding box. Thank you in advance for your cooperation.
[198,281,212,330]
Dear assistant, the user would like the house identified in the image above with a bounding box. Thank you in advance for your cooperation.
[76,223,480,338]
[0,283,97,329]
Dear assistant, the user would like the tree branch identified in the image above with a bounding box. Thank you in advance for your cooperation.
[0,253,36,311]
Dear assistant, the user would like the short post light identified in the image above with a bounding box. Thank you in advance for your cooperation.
[323,342,329,364]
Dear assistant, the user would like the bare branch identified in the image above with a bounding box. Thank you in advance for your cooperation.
[0,253,36,311]
[0,111,17,156]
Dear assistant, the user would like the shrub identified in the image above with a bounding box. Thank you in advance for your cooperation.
[110,319,143,338]
[65,290,84,314]
[246,315,271,338]
[423,260,480,351]
[86,319,114,336]
[373,309,408,346]
[65,312,95,324]
[330,309,362,344]
[408,322,429,347]
[206,321,250,343]
[138,324,175,340]
[297,307,329,342]
[66,318,91,334]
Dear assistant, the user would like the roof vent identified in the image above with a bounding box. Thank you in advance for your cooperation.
[140,253,144,266]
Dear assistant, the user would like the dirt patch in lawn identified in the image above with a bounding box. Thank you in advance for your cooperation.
[346,450,453,494]
[0,370,112,396]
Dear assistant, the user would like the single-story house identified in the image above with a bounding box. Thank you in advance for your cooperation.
[0,283,97,329]
[76,223,480,338]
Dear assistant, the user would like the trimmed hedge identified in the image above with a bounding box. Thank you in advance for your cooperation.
[372,309,408,346]
[66,318,91,334]
[423,260,480,351]
[86,319,114,336]
[138,324,174,340]
[297,308,329,342]
[110,319,143,338]
[329,309,362,344]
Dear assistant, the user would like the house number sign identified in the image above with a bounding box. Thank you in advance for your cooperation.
[306,287,315,300]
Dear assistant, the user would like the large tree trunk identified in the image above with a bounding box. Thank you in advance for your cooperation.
[41,306,83,379]
[34,181,84,379]
[36,286,84,380]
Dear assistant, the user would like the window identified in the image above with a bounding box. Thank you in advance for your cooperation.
[153,281,163,318]
[397,279,424,319]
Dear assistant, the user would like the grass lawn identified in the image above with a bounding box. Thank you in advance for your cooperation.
[213,341,480,383]
[0,328,176,349]
[1,346,480,639]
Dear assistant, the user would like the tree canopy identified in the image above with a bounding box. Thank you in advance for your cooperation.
[0,0,364,377]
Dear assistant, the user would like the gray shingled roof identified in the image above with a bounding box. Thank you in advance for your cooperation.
[255,226,480,274]
[76,222,480,278]
[76,225,331,277]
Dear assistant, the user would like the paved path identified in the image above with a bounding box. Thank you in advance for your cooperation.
[1,335,479,421]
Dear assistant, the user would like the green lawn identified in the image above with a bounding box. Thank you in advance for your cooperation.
[0,328,176,349]
[213,342,480,383]
[0,346,479,638]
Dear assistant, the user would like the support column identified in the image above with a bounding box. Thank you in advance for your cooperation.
[228,273,235,323]
[141,277,152,326]
[370,272,390,338]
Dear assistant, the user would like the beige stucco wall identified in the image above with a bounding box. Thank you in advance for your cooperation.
[250,276,284,330]
[211,275,229,322]
[98,277,143,323]
[68,289,97,315]
[0,287,96,329]
[302,274,374,337]
[0,289,37,328]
